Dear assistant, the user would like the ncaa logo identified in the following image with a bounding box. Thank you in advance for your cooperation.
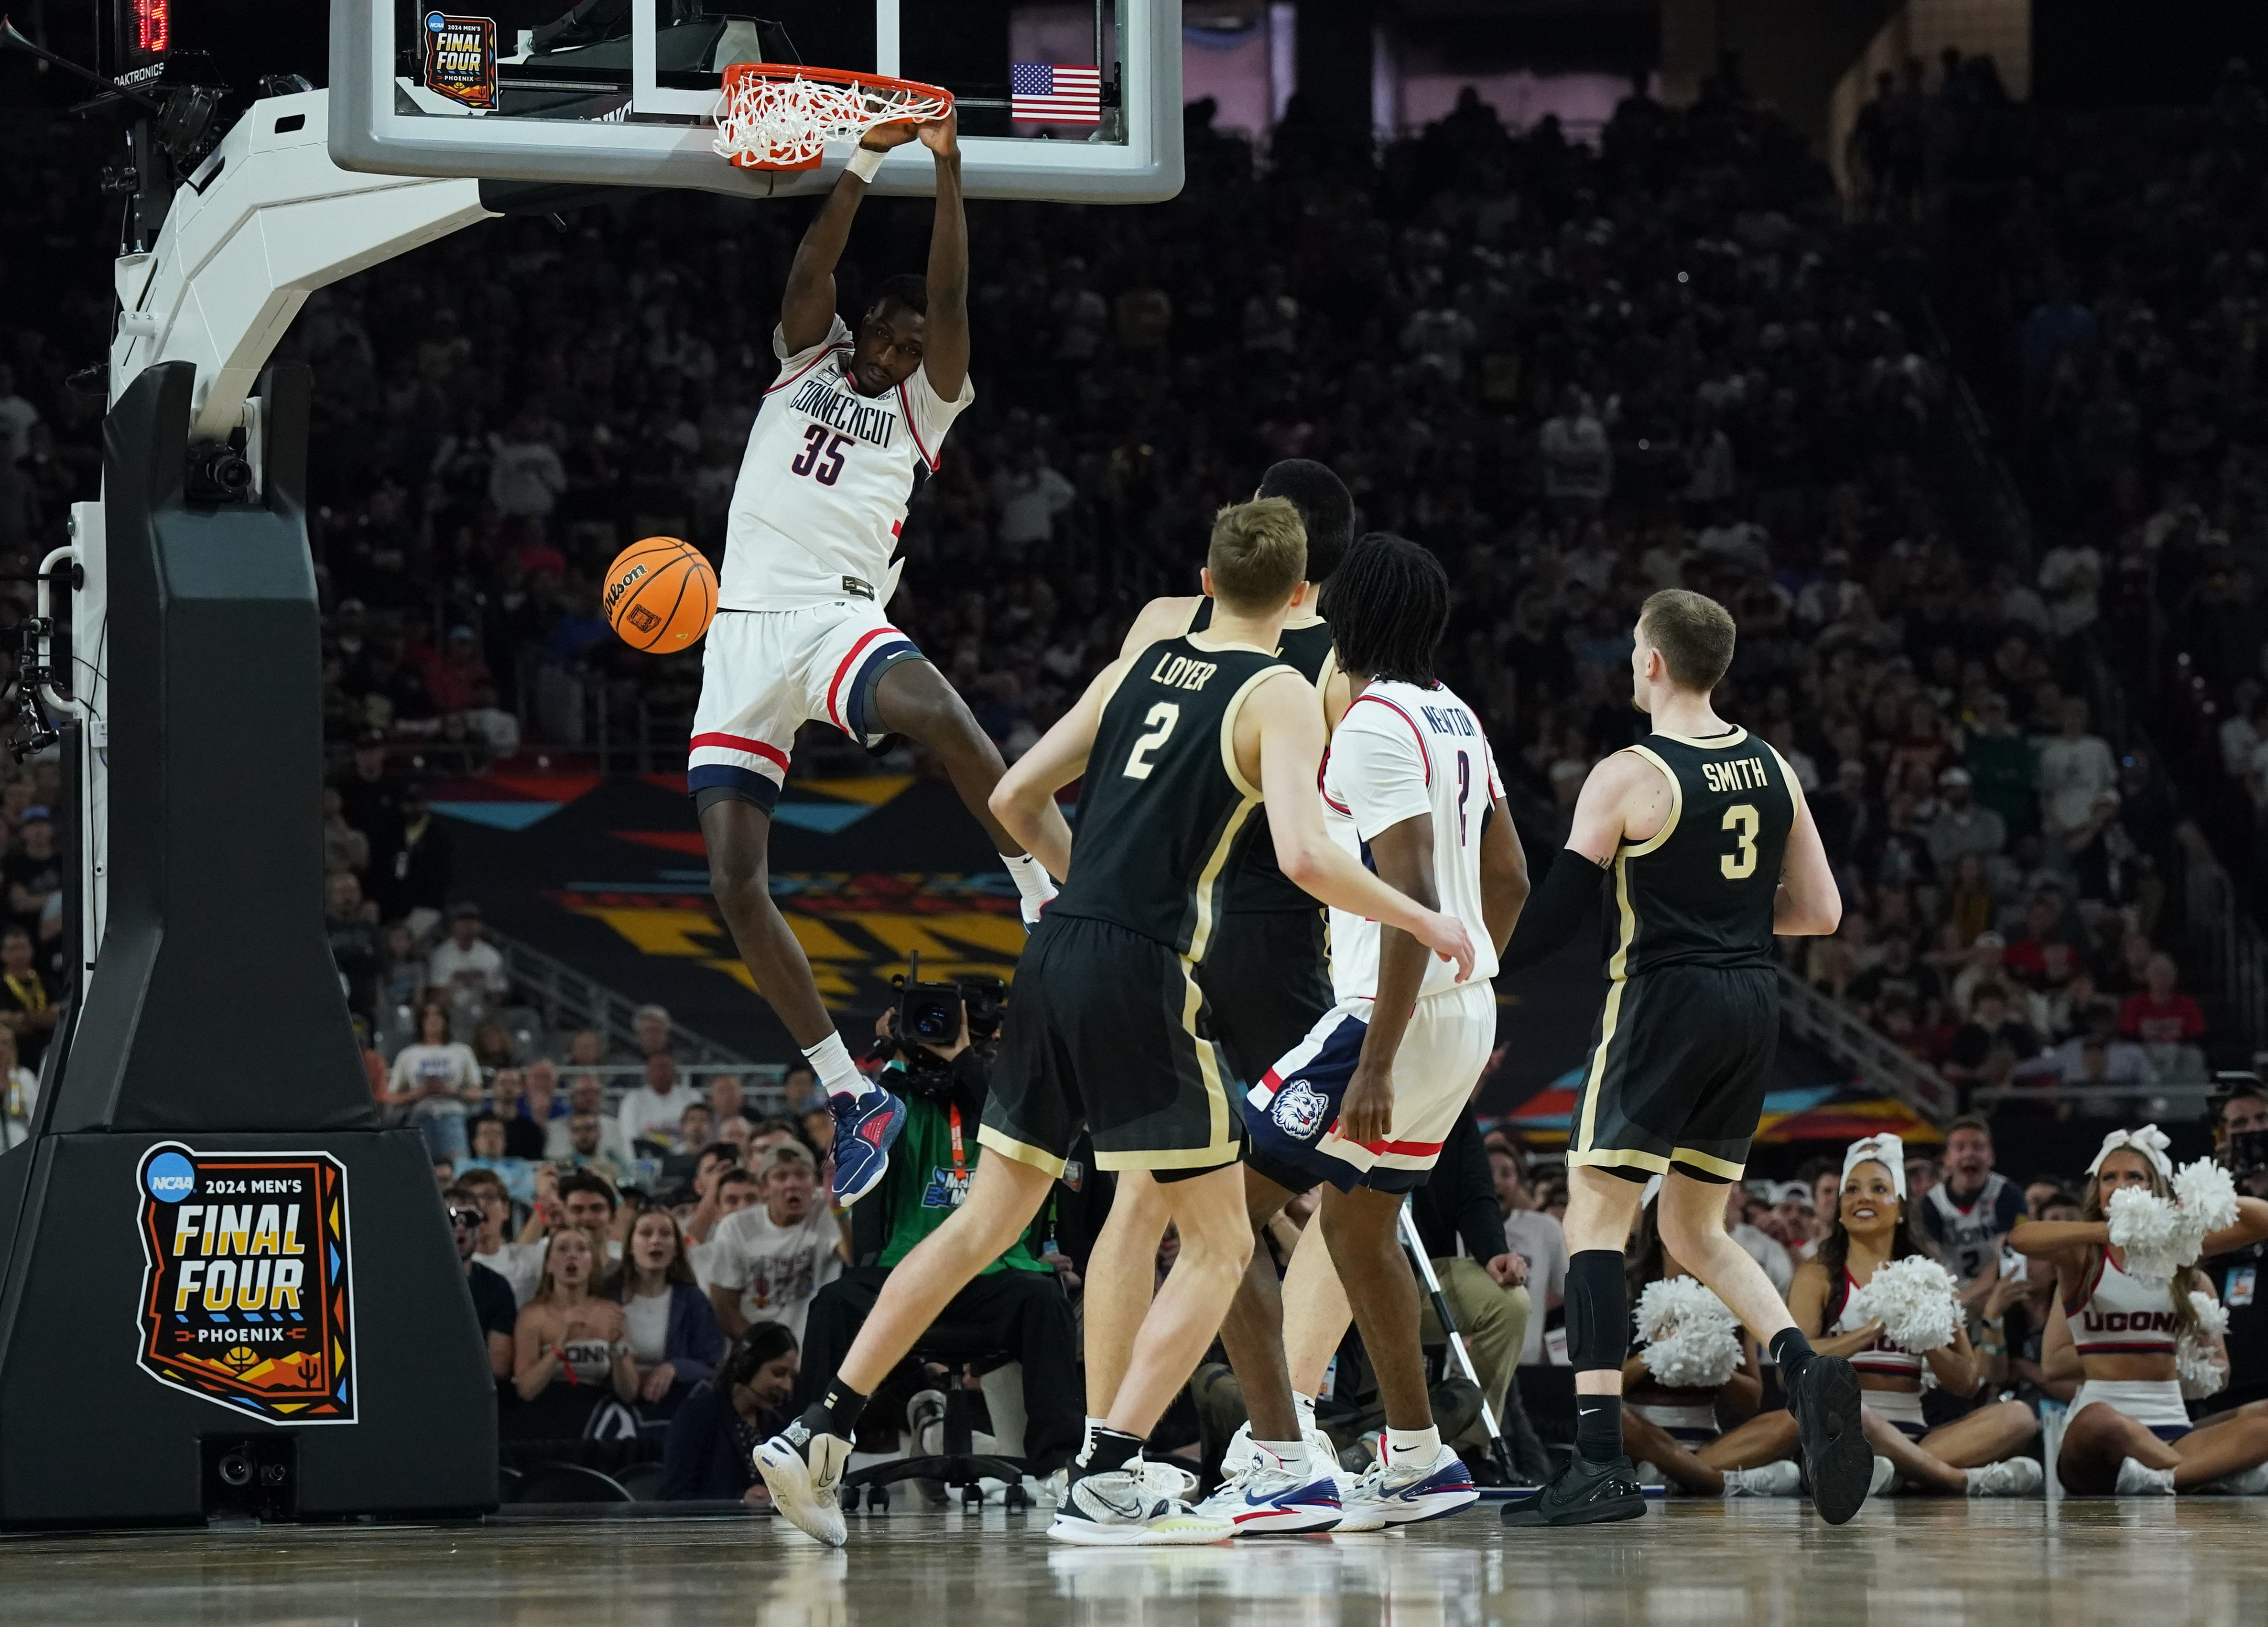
[145,1151,196,1203]
[1271,1079,1331,1143]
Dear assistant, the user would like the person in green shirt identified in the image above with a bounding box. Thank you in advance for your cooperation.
[795,993,1082,1477]
[1962,691,2040,838]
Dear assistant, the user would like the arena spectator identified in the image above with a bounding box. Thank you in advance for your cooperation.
[706,1143,844,1344]
[445,1185,517,1379]
[544,1074,631,1166]
[506,1227,639,1440]
[0,1026,36,1149]
[1919,1116,2025,1298]
[482,1068,547,1159]
[324,873,383,1025]
[618,1052,694,1151]
[660,1324,800,1501]
[1489,1144,1568,1366]
[630,1004,672,1061]
[2118,953,2208,1079]
[385,999,482,1161]
[460,1166,542,1304]
[687,1165,763,1285]
[426,901,509,1006]
[612,1207,725,1419]
[461,1113,537,1204]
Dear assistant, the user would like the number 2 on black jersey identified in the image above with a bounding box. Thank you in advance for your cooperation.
[1123,703,1179,780]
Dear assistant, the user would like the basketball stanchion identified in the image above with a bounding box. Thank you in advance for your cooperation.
[1397,1202,1519,1486]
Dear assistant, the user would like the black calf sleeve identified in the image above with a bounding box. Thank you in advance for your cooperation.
[1565,1248,1631,1374]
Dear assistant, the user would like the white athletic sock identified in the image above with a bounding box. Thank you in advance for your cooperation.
[806,1031,872,1103]
[1258,1439,1310,1476]
[1004,852,1057,922]
[1386,1425,1442,1467]
[1294,1390,1318,1432]
[1080,1415,1107,1464]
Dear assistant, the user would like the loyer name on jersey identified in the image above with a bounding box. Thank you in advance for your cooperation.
[1149,652,1219,691]
[788,374,897,448]
[1701,756,1771,793]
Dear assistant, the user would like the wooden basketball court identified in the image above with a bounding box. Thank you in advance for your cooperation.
[3,1498,2263,1624]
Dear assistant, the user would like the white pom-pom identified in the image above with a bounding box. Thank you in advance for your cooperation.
[2108,1185,2205,1285]
[1636,1276,1742,1390]
[2174,1158,2241,1237]
[1843,1255,1961,1354]
[2178,1291,2232,1399]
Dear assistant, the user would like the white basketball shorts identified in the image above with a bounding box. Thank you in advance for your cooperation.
[687,598,925,811]
[1243,980,1496,1193]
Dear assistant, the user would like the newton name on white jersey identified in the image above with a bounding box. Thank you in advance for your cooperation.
[1320,679,1504,1004]
[720,315,975,611]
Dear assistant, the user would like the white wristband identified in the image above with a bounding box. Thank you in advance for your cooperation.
[845,145,887,183]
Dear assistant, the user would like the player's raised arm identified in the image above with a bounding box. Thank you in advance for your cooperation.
[1771,769,1842,937]
[916,113,969,399]
[988,653,1130,880]
[1246,672,1476,978]
[781,123,919,351]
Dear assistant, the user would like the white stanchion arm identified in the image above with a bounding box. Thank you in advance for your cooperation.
[109,87,496,441]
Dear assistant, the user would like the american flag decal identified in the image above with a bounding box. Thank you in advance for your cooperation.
[1011,63,1102,124]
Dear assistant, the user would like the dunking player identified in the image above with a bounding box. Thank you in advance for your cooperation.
[1492,589,1867,1527]
[691,112,1069,1204]
[753,499,1476,1546]
[1205,534,1530,1533]
[1096,459,1357,1483]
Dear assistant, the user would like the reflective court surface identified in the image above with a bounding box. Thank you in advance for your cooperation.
[1,1501,2264,1626]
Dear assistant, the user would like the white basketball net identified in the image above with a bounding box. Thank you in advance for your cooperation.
[712,70,952,171]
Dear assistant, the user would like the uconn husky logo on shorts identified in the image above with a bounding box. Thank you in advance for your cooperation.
[1271,1079,1332,1142]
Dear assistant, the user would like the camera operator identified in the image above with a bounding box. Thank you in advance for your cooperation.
[2201,1078,2268,1415]
[794,967,1082,1480]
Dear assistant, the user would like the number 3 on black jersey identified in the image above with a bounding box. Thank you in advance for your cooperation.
[1721,803,1760,879]
[1123,703,1179,780]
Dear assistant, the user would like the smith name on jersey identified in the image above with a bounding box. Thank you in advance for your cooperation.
[722,315,975,611]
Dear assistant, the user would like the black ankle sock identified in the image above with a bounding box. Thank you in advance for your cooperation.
[1575,1396,1622,1462]
[1769,1327,1816,1381]
[805,1382,868,1438]
[1080,1427,1144,1475]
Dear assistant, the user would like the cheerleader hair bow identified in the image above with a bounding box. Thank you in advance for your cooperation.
[2088,1124,2172,1180]
[1841,1133,1906,1199]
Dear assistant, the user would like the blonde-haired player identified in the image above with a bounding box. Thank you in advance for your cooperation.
[753,498,1476,1547]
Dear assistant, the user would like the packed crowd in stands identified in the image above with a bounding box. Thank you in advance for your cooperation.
[8,51,2268,1500]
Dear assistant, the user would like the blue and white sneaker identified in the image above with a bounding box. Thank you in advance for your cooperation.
[1195,1451,1343,1535]
[828,1085,907,1207]
[1344,1444,1480,1526]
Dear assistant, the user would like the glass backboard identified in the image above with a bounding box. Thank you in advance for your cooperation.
[329,0,1182,203]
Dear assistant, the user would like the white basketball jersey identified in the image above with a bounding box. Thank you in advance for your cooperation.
[1320,678,1504,1004]
[720,316,975,610]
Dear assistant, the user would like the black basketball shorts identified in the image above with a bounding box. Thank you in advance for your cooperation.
[1566,963,1778,1184]
[979,913,1245,1177]
[1192,909,1333,1091]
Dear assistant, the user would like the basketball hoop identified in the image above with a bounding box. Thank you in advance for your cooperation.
[713,62,954,172]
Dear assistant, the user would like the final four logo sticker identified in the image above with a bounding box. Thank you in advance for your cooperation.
[133,1143,358,1423]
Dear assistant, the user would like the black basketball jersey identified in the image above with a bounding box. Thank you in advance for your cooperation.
[1187,598,1337,915]
[1051,635,1291,959]
[1605,727,1792,978]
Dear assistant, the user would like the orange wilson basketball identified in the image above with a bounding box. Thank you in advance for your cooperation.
[603,537,717,651]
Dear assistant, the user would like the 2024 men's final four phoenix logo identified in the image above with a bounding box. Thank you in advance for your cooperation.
[133,1143,358,1423]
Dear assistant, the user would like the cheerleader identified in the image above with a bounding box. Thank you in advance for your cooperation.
[1787,1135,2042,1496]
[1618,1198,1803,1497]
[2009,1125,2268,1494]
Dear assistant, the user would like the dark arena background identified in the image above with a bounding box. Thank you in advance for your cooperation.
[0,0,2266,1620]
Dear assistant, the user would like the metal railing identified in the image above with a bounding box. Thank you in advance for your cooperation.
[489,925,753,1071]
[1778,966,1957,1121]
[1974,1083,2218,1115]
[2177,829,2268,1060]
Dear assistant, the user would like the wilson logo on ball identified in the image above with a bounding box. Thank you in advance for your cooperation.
[602,537,717,651]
